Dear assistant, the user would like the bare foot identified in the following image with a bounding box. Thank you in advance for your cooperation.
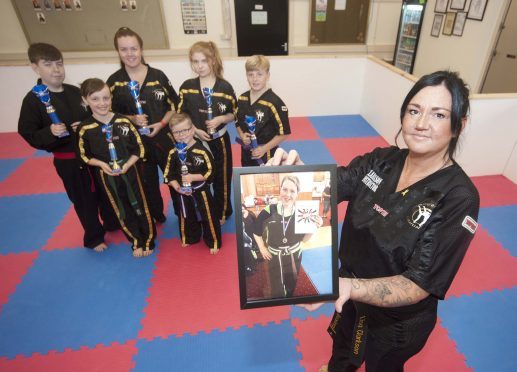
[143,249,154,257]
[93,242,108,252]
[318,365,328,372]
[181,243,190,247]
[133,247,143,258]
[210,247,219,255]
[219,219,226,226]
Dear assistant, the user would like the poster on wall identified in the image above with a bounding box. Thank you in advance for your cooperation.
[181,0,208,34]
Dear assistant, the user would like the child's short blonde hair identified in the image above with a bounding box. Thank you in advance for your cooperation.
[169,112,193,128]
[245,55,270,73]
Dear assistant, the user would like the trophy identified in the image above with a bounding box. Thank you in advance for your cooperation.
[202,87,215,136]
[32,84,70,138]
[127,80,150,135]
[101,124,122,174]
[235,115,263,165]
[176,142,192,193]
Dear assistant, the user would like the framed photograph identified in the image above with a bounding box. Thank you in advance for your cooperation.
[467,0,488,21]
[234,164,339,309]
[442,12,456,35]
[453,11,467,36]
[435,0,449,13]
[450,0,466,10]
[431,13,444,37]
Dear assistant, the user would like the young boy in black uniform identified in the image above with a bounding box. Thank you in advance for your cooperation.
[236,55,291,166]
[18,43,113,252]
[163,113,221,254]
[77,78,156,258]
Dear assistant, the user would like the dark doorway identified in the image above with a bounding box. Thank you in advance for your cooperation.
[234,0,289,56]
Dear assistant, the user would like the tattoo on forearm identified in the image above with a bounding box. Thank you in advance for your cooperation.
[351,276,426,307]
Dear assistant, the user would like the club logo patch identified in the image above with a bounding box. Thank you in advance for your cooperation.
[461,215,478,234]
[193,156,204,166]
[255,110,265,123]
[407,202,435,229]
[218,102,227,113]
[153,89,165,100]
[120,125,130,136]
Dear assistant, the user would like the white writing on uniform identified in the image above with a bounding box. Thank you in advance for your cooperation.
[373,203,389,217]
[362,170,383,192]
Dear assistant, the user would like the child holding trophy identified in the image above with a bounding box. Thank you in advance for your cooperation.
[177,41,236,224]
[107,27,179,224]
[77,78,156,258]
[18,43,113,253]
[236,55,291,166]
[163,113,221,254]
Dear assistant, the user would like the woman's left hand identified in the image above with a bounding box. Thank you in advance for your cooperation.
[145,122,163,138]
[205,117,220,130]
[335,277,353,313]
[311,214,323,228]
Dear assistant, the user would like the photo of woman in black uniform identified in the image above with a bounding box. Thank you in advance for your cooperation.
[268,71,480,372]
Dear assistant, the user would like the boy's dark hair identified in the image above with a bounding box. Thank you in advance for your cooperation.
[80,78,107,98]
[28,43,63,64]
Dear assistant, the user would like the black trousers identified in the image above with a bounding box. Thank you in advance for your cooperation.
[53,157,106,248]
[241,145,277,167]
[97,166,156,252]
[207,132,233,221]
[328,300,437,372]
[268,251,302,298]
[176,187,221,250]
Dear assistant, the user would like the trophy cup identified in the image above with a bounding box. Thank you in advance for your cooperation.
[101,124,122,174]
[202,87,215,137]
[176,142,192,193]
[245,115,263,165]
[32,84,70,138]
[127,80,150,135]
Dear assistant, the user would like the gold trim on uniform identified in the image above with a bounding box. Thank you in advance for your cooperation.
[180,214,187,245]
[220,136,229,219]
[162,148,177,183]
[109,81,128,91]
[201,190,218,249]
[77,122,99,164]
[258,100,285,135]
[134,168,154,251]
[192,148,213,180]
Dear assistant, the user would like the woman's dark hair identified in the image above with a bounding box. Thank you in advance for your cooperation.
[80,78,107,98]
[396,70,470,160]
[113,27,146,67]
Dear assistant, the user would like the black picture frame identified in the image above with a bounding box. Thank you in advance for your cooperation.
[435,0,449,13]
[233,164,339,309]
[431,13,444,37]
[453,11,467,36]
[450,0,466,10]
[467,0,488,21]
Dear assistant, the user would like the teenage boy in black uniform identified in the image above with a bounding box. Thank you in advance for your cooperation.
[78,78,155,258]
[163,113,221,254]
[236,55,290,166]
[18,43,114,252]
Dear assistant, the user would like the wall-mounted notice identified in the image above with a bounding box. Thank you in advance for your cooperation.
[181,0,207,34]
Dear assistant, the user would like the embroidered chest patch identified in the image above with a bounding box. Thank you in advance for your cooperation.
[407,202,435,229]
[362,170,383,192]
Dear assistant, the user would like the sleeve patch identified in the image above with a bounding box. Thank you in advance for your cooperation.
[462,215,478,234]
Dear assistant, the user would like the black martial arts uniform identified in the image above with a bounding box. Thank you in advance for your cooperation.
[177,77,236,221]
[18,81,115,249]
[328,146,480,372]
[163,139,221,250]
[107,65,179,222]
[236,89,290,166]
[255,203,306,298]
[77,114,156,253]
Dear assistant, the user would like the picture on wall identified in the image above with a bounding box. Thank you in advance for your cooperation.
[467,0,488,21]
[435,0,449,13]
[453,11,467,36]
[431,13,445,37]
[233,164,339,309]
[442,12,457,35]
[450,0,466,10]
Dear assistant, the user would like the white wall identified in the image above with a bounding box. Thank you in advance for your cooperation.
[414,0,510,92]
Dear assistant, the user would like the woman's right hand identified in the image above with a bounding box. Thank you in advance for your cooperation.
[195,128,211,141]
[133,114,148,127]
[259,246,272,260]
[266,148,304,166]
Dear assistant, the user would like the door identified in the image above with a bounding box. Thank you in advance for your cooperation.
[234,0,289,56]
[482,0,517,93]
